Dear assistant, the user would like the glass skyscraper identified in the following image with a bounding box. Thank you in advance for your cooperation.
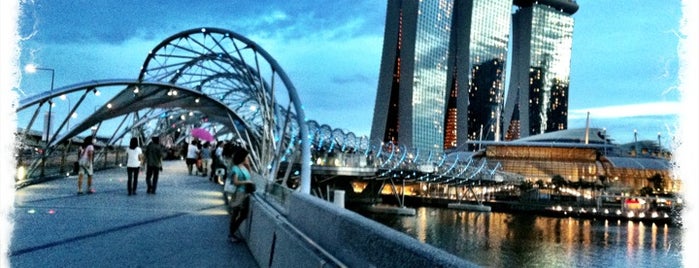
[371,0,454,153]
[503,0,579,139]
[444,0,512,150]
[372,0,579,153]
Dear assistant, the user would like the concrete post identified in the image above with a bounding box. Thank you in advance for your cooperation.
[333,190,345,208]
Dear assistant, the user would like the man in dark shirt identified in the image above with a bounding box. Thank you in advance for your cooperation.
[144,136,165,194]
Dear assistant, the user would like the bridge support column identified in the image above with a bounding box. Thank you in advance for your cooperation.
[333,190,345,208]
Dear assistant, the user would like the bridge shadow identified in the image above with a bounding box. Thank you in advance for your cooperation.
[10,160,258,267]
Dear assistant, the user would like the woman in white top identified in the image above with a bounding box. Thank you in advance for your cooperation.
[125,137,144,195]
[77,136,95,194]
[186,140,200,175]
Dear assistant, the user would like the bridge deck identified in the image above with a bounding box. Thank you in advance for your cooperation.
[10,161,258,267]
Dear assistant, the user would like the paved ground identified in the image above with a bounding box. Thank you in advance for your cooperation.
[9,160,258,268]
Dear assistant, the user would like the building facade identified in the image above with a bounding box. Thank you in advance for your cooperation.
[503,0,578,140]
[482,128,678,194]
[372,0,579,152]
[372,0,514,153]
[444,0,512,150]
[371,0,454,153]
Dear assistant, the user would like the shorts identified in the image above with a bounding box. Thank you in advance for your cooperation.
[186,158,196,165]
[79,164,93,176]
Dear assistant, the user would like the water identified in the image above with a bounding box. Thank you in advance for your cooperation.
[361,207,683,267]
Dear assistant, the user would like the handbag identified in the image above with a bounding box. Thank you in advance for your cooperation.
[223,176,236,193]
[244,183,256,193]
[224,166,251,208]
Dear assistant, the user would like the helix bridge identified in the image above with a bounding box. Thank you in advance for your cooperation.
[296,120,523,207]
[15,27,522,207]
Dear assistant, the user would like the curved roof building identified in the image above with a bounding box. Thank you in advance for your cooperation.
[476,128,677,194]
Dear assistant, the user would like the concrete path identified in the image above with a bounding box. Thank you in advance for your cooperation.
[9,160,258,268]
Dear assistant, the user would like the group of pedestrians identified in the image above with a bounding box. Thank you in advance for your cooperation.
[122,136,165,195]
[185,140,215,176]
[185,139,229,185]
[119,137,232,197]
[82,134,254,244]
[75,136,163,195]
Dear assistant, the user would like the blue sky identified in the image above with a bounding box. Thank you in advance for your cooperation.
[15,0,683,145]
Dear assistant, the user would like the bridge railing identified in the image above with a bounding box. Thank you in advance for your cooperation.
[255,169,475,267]
[15,138,126,188]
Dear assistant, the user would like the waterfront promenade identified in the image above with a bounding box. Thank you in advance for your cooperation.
[9,161,258,267]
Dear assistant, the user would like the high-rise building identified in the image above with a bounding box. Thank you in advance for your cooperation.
[370,0,454,153]
[372,0,578,152]
[443,0,512,150]
[503,0,579,140]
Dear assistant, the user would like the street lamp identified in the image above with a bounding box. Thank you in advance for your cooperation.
[25,64,55,137]
[25,63,55,177]
[25,64,54,92]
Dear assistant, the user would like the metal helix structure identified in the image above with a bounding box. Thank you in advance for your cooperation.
[137,27,310,189]
[16,27,311,192]
[303,120,520,186]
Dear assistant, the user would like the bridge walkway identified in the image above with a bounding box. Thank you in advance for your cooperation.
[10,160,258,267]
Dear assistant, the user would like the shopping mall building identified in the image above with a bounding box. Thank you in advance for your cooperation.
[473,128,678,195]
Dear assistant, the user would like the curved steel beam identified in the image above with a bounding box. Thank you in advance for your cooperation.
[138,27,310,193]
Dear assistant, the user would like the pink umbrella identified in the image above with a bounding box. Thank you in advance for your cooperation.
[191,128,215,142]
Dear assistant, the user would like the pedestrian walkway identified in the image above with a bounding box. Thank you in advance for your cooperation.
[9,160,258,267]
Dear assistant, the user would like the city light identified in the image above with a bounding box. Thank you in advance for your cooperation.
[24,63,38,73]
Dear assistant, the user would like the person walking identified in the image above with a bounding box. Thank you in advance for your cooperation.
[144,136,165,194]
[200,142,212,177]
[185,140,200,175]
[125,137,143,195]
[224,145,256,243]
[77,136,95,195]
[210,141,226,184]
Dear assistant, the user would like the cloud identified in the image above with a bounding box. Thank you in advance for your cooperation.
[567,102,680,144]
[18,0,386,46]
[331,74,374,85]
[569,101,681,120]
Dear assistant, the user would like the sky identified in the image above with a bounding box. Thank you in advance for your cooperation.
[13,0,683,146]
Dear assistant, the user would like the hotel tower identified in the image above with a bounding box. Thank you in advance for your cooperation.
[443,0,512,150]
[372,0,579,152]
[370,0,454,153]
[503,0,579,140]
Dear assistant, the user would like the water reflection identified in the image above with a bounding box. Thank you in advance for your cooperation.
[361,207,682,267]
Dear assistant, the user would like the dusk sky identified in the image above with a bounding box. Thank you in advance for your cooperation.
[15,0,683,145]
